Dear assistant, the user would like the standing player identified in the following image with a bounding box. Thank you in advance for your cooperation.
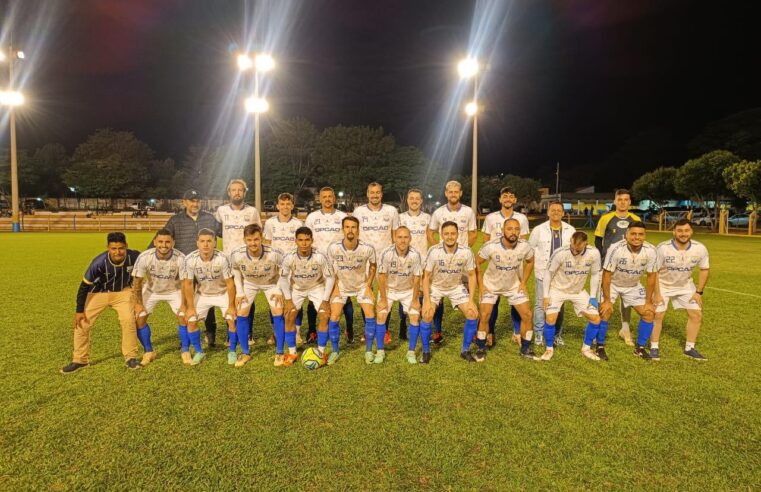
[279,227,335,364]
[476,219,535,361]
[230,224,288,367]
[131,229,187,366]
[595,189,641,346]
[651,219,710,360]
[541,232,602,361]
[599,222,657,360]
[377,227,423,364]
[61,232,142,374]
[327,217,378,364]
[421,221,479,363]
[182,229,237,365]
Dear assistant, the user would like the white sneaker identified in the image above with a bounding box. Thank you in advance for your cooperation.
[534,334,545,347]
[581,348,601,361]
[540,348,554,361]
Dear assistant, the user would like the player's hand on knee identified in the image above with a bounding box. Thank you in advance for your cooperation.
[319,301,330,314]
[691,293,703,308]
[422,302,434,319]
[271,294,285,308]
[600,301,613,318]
[133,303,146,318]
[74,312,88,329]
[225,307,237,320]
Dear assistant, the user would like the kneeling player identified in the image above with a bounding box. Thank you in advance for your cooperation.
[377,226,423,364]
[651,219,710,360]
[279,227,335,364]
[132,228,187,366]
[230,224,287,367]
[182,229,237,365]
[421,221,479,363]
[599,222,657,360]
[477,218,535,361]
[542,232,602,361]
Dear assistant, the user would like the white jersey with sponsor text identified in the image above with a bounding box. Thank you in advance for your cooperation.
[377,244,423,293]
[429,203,477,247]
[481,209,530,239]
[603,240,658,288]
[215,204,261,254]
[399,211,431,257]
[229,245,283,288]
[133,248,185,294]
[546,246,601,295]
[478,238,534,292]
[304,209,347,255]
[656,240,709,293]
[280,249,333,292]
[424,244,476,291]
[263,216,303,254]
[327,240,376,293]
[182,250,232,296]
[351,204,400,254]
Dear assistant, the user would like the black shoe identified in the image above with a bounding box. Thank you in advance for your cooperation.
[126,358,142,370]
[345,329,354,344]
[420,352,432,364]
[596,346,609,361]
[633,346,651,360]
[205,332,216,348]
[432,332,444,345]
[460,351,477,362]
[520,348,536,359]
[60,362,88,374]
[399,329,408,341]
[474,349,487,362]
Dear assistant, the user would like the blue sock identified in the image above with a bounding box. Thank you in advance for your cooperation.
[637,319,654,347]
[420,321,432,353]
[544,323,556,348]
[374,321,386,350]
[343,300,354,332]
[227,330,238,352]
[295,308,303,327]
[597,320,609,346]
[511,306,521,335]
[365,318,376,351]
[317,330,328,348]
[137,324,153,352]
[328,320,340,353]
[476,334,487,350]
[462,319,477,353]
[408,323,420,351]
[189,330,203,353]
[236,316,251,355]
[489,300,499,334]
[583,321,599,346]
[285,330,297,351]
[178,325,190,352]
[274,315,286,355]
[433,303,444,333]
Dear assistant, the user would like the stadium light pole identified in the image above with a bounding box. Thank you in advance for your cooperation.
[238,53,275,213]
[1,46,25,233]
[458,57,480,212]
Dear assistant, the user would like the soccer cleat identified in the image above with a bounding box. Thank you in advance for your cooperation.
[126,358,142,370]
[181,352,192,365]
[596,346,609,361]
[282,354,299,367]
[273,354,284,367]
[633,346,651,360]
[140,351,157,366]
[373,351,386,364]
[234,354,252,368]
[346,329,354,344]
[581,348,600,361]
[399,329,408,341]
[618,329,634,346]
[683,348,707,361]
[534,334,544,347]
[649,347,661,361]
[519,347,537,360]
[327,352,340,366]
[474,349,487,362]
[267,334,276,346]
[406,351,418,364]
[540,348,554,361]
[511,333,521,345]
[227,352,238,365]
[419,352,432,364]
[432,332,444,345]
[555,336,565,347]
[384,332,392,345]
[224,339,230,348]
[460,351,477,363]
[296,332,303,346]
[307,332,317,344]
[190,352,206,366]
[365,351,375,364]
[60,362,88,374]
[486,333,495,348]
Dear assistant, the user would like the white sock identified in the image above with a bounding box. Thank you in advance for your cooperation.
[582,344,591,351]
[318,346,325,355]
[523,330,533,341]
[685,341,695,351]
[407,350,415,356]
[377,349,385,356]
[651,342,659,349]
[477,332,487,340]
[288,347,296,355]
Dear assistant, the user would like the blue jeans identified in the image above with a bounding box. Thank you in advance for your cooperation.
[533,276,564,337]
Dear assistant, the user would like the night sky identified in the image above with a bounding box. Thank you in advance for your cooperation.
[3,0,759,191]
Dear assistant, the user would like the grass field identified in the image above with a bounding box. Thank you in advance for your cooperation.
[1,231,760,490]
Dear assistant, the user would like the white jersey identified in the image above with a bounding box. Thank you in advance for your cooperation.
[424,244,476,291]
[429,203,477,247]
[229,245,283,290]
[399,211,431,257]
[478,239,534,292]
[215,204,261,254]
[656,240,709,293]
[481,209,530,239]
[327,240,376,293]
[263,216,303,253]
[545,245,601,296]
[280,249,333,292]
[182,250,232,296]
[132,248,185,295]
[603,240,658,288]
[304,209,347,255]
[351,204,400,254]
[377,245,423,293]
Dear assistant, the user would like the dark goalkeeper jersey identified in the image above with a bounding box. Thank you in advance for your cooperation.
[594,211,641,259]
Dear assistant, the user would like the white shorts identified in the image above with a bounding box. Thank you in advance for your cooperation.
[141,290,183,316]
[239,283,283,311]
[377,290,419,316]
[480,287,529,306]
[291,287,327,311]
[331,289,374,306]
[430,285,470,308]
[609,284,646,308]
[656,289,701,312]
[547,290,598,316]
[191,293,231,322]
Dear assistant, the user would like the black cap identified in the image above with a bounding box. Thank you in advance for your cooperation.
[183,189,201,200]
[500,186,515,195]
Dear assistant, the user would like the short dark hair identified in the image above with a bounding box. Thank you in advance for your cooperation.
[441,221,459,233]
[503,218,520,228]
[277,193,294,203]
[295,226,313,238]
[548,201,563,209]
[244,224,262,237]
[155,228,173,238]
[674,218,693,228]
[615,188,631,198]
[407,188,423,198]
[197,228,216,238]
[628,221,646,231]
[367,182,383,191]
[571,231,588,243]
[107,232,127,244]
[342,216,359,227]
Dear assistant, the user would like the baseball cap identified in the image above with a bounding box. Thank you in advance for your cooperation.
[183,189,201,200]
[500,186,515,195]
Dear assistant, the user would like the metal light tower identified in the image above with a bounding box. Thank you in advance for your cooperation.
[1,46,26,232]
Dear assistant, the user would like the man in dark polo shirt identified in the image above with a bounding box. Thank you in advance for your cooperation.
[155,189,223,345]
[61,232,142,373]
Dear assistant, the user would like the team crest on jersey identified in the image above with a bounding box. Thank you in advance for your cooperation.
[383,216,390,222]
[616,220,630,228]
[213,266,221,274]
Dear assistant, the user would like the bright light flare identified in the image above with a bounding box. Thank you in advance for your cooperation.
[16,51,25,60]
[0,91,25,107]
[0,51,5,62]
[254,54,275,72]
[237,54,253,71]
[464,101,478,116]
[457,58,480,79]
[244,96,269,114]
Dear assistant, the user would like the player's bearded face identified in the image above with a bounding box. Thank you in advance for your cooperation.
[245,233,262,252]
[343,223,357,241]
[108,242,127,263]
[368,187,382,205]
[674,225,692,244]
[228,184,246,205]
[320,192,334,209]
[395,231,410,250]
[442,227,458,246]
[154,235,173,255]
[445,187,461,204]
[407,193,422,211]
[500,193,516,209]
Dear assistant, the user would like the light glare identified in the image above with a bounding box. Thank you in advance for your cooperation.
[0,91,25,107]
[458,58,479,78]
[245,96,269,114]
[16,51,25,59]
[464,101,478,116]
[237,54,253,71]
[254,54,275,72]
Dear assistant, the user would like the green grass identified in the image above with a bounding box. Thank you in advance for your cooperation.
[1,231,760,490]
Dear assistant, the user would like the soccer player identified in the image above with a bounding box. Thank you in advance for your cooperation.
[541,231,601,361]
[327,216,378,364]
[230,224,288,367]
[182,229,237,365]
[421,221,479,363]
[427,180,477,344]
[528,201,575,347]
[476,218,535,361]
[377,227,423,364]
[599,221,657,360]
[481,186,530,347]
[397,188,431,340]
[595,188,641,346]
[651,219,710,360]
[279,227,335,364]
[131,228,187,366]
[61,232,142,374]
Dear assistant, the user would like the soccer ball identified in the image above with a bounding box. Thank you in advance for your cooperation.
[301,347,324,370]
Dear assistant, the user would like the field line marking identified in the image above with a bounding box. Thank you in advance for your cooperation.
[705,286,761,299]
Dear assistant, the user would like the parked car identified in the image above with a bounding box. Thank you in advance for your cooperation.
[690,210,714,226]
[262,200,277,212]
[728,213,750,227]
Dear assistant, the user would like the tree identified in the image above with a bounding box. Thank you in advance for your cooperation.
[674,150,740,229]
[723,160,761,208]
[688,108,761,160]
[261,117,320,200]
[180,145,226,197]
[0,148,37,198]
[631,167,681,207]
